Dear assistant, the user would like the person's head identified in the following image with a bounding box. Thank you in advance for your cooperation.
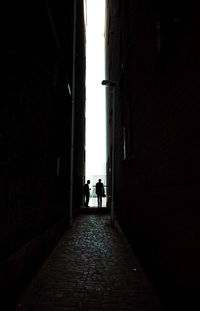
[98,179,101,182]
[87,180,90,184]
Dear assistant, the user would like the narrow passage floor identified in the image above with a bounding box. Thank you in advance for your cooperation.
[16,213,164,311]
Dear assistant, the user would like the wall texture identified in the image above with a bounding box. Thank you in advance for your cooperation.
[0,1,85,309]
[105,0,200,310]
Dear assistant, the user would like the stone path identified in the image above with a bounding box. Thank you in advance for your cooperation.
[16,214,164,311]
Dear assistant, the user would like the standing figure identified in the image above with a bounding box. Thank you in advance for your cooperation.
[96,179,105,208]
[83,180,91,207]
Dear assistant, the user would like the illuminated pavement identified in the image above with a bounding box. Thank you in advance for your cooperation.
[87,197,107,207]
[16,214,164,311]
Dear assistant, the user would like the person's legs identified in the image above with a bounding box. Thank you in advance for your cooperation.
[100,195,102,208]
[97,195,100,208]
[86,194,89,207]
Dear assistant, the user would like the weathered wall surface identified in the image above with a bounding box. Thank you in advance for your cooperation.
[106,0,200,309]
[0,1,85,309]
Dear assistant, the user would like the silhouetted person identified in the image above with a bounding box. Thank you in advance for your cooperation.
[96,179,105,208]
[83,180,91,207]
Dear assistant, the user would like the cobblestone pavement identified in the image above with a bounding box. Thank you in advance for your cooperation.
[87,197,106,207]
[16,214,164,311]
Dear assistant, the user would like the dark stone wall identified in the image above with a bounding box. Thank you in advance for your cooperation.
[0,1,85,309]
[106,1,200,310]
[74,0,86,215]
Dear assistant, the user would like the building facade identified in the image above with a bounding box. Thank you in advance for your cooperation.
[0,1,86,309]
[105,0,200,309]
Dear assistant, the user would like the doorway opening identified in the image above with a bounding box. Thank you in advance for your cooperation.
[84,0,106,207]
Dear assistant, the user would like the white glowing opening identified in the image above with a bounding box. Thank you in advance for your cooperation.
[85,0,106,188]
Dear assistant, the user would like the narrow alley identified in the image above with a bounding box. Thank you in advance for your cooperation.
[2,1,200,311]
[16,212,163,311]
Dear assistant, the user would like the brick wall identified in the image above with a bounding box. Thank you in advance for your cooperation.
[0,1,85,309]
[106,0,200,309]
